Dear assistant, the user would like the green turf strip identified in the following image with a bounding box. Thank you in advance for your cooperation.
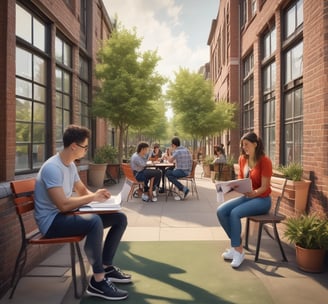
[81,241,273,304]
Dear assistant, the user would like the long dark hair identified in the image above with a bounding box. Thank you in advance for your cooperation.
[240,132,265,161]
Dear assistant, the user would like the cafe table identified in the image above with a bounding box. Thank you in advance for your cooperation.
[146,161,175,193]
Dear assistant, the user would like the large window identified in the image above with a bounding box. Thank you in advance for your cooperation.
[15,4,48,172]
[262,26,276,162]
[282,0,303,164]
[242,52,254,133]
[55,36,72,151]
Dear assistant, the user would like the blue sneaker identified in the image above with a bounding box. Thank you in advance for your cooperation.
[183,187,189,199]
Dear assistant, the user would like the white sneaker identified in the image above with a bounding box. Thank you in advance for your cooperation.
[230,250,245,268]
[174,195,181,201]
[222,248,234,260]
[152,189,157,197]
[141,193,149,202]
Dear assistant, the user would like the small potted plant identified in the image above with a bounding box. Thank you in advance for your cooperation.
[284,213,328,273]
[88,146,108,188]
[277,162,311,214]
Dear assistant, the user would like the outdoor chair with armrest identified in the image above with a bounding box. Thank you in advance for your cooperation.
[9,178,87,299]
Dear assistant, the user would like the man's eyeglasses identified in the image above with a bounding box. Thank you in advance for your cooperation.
[76,143,88,151]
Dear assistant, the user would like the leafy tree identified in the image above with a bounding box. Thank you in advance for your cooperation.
[93,25,166,162]
[166,68,236,151]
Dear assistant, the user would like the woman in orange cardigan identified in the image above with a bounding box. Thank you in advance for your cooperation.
[217,132,272,268]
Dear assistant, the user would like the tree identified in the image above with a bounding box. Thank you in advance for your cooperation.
[166,68,236,151]
[93,25,166,162]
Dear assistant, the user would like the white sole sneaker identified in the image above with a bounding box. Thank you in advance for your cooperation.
[222,248,234,260]
[231,250,245,268]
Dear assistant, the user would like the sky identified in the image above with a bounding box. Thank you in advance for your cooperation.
[103,0,219,81]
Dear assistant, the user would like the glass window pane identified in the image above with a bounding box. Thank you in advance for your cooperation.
[16,122,31,142]
[297,0,304,27]
[56,68,62,90]
[56,92,62,107]
[64,110,70,127]
[33,124,45,141]
[16,98,32,121]
[63,95,70,109]
[292,42,303,79]
[63,72,71,93]
[33,102,45,122]
[16,48,32,79]
[271,28,276,53]
[56,108,62,126]
[33,144,45,168]
[272,63,276,88]
[16,78,32,98]
[33,18,45,51]
[286,6,296,38]
[285,93,292,119]
[34,55,46,84]
[63,42,71,67]
[294,88,303,116]
[16,4,32,43]
[16,144,29,171]
[55,37,63,63]
[34,84,46,102]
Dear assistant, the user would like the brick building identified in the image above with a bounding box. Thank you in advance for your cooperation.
[208,0,328,214]
[0,0,113,297]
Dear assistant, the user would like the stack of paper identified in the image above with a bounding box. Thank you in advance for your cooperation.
[79,193,122,211]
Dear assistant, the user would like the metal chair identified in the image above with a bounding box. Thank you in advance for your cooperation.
[244,176,288,262]
[9,178,87,299]
[120,163,154,201]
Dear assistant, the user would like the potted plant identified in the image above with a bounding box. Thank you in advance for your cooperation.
[284,213,328,273]
[88,146,108,188]
[102,145,120,183]
[277,162,311,214]
[202,156,214,178]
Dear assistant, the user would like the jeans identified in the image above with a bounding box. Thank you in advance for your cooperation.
[45,212,127,274]
[135,169,161,192]
[165,168,188,191]
[216,195,271,247]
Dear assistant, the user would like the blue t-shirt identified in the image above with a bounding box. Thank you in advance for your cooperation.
[34,153,80,235]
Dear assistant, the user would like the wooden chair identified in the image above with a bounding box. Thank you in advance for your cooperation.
[166,160,199,200]
[244,176,288,262]
[9,178,87,299]
[120,163,153,201]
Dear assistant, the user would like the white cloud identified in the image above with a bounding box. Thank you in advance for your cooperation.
[103,0,211,81]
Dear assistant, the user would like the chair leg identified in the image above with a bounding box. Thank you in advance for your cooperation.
[273,223,288,262]
[9,243,27,299]
[254,222,264,261]
[244,218,250,251]
[75,242,88,293]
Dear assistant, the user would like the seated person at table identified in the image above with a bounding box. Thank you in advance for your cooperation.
[34,125,131,301]
[148,143,162,162]
[213,146,226,164]
[165,137,192,200]
[131,142,161,202]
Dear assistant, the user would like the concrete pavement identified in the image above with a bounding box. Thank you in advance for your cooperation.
[1,164,327,303]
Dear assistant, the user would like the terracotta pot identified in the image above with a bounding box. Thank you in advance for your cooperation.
[106,164,120,183]
[285,179,311,214]
[295,245,326,273]
[88,163,107,187]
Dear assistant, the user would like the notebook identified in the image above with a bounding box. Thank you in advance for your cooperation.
[79,192,122,211]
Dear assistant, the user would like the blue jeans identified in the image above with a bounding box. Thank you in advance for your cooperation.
[135,169,161,192]
[45,212,127,274]
[165,168,188,191]
[216,195,271,247]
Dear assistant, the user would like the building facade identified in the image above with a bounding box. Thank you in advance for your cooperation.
[0,0,113,297]
[208,0,328,214]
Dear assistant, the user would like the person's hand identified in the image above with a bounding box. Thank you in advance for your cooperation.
[245,190,257,198]
[94,189,111,202]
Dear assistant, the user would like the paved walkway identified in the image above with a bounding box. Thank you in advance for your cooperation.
[1,164,327,303]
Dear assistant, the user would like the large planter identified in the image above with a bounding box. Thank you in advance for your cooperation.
[106,163,120,184]
[295,245,326,273]
[88,163,107,188]
[202,164,211,178]
[284,179,311,214]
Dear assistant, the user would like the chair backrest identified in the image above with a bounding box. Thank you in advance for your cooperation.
[10,178,38,240]
[187,160,198,178]
[121,163,139,184]
[270,176,287,216]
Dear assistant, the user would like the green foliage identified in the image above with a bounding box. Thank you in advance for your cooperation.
[93,145,118,164]
[166,68,236,139]
[284,213,328,249]
[202,155,215,165]
[278,162,303,181]
[92,25,166,162]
